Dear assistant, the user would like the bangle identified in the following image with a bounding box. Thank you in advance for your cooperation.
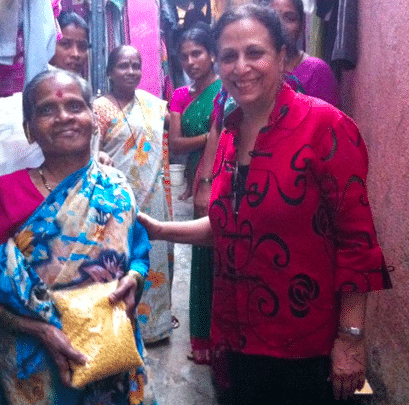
[199,177,213,184]
[204,132,209,142]
[128,271,145,292]
[338,326,364,339]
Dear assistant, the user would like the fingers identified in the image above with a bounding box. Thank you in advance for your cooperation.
[41,325,86,386]
[109,276,138,317]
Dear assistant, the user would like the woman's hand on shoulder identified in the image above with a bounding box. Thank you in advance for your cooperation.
[98,151,114,166]
[330,335,366,400]
[37,323,87,386]
[137,212,163,240]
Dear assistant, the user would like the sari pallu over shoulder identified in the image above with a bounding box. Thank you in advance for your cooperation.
[97,89,168,211]
[0,160,150,403]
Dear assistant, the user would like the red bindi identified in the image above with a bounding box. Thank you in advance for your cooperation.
[56,90,63,98]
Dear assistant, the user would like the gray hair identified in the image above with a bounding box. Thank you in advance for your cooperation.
[22,69,92,122]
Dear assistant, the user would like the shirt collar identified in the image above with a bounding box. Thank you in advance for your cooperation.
[223,82,310,133]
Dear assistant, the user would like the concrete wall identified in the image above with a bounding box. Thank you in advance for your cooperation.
[340,0,409,403]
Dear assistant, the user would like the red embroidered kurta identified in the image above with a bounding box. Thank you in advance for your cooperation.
[208,83,391,359]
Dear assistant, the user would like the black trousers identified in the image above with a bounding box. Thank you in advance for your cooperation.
[227,352,339,405]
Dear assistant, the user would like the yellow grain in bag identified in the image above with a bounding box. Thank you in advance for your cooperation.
[52,280,143,389]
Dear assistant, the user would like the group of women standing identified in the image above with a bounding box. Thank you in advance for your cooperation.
[0,2,392,405]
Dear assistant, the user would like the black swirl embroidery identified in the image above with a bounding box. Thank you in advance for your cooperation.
[248,284,280,319]
[246,173,270,208]
[312,203,335,239]
[321,128,338,162]
[253,233,290,268]
[291,144,314,172]
[288,274,320,318]
[344,175,369,207]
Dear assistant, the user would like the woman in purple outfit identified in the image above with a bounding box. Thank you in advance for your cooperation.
[268,0,340,106]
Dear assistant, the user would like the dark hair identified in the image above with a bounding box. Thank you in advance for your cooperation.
[214,4,287,55]
[177,22,215,57]
[58,11,89,40]
[106,45,141,76]
[23,69,92,122]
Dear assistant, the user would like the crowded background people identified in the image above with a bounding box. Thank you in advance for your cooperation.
[93,45,174,344]
[266,0,340,106]
[0,69,152,404]
[168,23,221,365]
[138,4,391,404]
[50,11,90,76]
[0,10,90,177]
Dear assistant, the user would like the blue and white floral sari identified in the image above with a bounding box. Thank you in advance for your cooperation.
[0,160,154,405]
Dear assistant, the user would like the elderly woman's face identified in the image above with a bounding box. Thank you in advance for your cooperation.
[28,76,93,156]
[109,48,142,93]
[217,18,285,110]
[50,24,89,75]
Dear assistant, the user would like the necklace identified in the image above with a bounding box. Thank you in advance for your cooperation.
[112,93,155,142]
[112,94,135,137]
[38,167,54,192]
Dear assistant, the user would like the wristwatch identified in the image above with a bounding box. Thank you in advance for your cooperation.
[338,326,364,338]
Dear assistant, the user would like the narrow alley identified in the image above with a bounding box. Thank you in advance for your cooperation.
[146,182,218,404]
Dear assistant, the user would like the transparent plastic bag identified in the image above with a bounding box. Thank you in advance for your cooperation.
[52,280,143,388]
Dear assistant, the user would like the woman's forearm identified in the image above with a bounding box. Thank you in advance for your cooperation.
[196,119,220,179]
[338,291,367,331]
[160,216,213,246]
[138,213,213,246]
[0,305,47,337]
[169,132,208,154]
[168,111,207,154]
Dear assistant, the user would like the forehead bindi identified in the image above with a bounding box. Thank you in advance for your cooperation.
[36,78,82,103]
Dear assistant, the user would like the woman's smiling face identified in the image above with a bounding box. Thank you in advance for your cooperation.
[109,47,142,94]
[217,18,285,111]
[28,75,93,156]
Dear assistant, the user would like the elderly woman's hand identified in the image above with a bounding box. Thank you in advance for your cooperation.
[109,273,143,319]
[331,336,366,400]
[38,323,87,386]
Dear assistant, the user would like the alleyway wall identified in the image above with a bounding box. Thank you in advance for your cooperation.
[340,0,409,403]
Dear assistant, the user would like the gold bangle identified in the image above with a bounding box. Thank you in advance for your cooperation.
[128,271,145,292]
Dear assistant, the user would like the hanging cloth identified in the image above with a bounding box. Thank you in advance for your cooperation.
[23,0,57,84]
[0,0,21,65]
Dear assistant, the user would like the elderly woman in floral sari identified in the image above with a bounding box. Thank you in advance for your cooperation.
[0,69,154,405]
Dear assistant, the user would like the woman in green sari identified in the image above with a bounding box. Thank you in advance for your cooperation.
[169,23,221,364]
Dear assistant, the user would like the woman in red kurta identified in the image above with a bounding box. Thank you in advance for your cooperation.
[138,4,391,404]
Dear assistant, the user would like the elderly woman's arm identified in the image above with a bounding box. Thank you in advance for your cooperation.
[137,212,213,246]
[109,217,151,317]
[0,305,86,386]
[331,292,367,400]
